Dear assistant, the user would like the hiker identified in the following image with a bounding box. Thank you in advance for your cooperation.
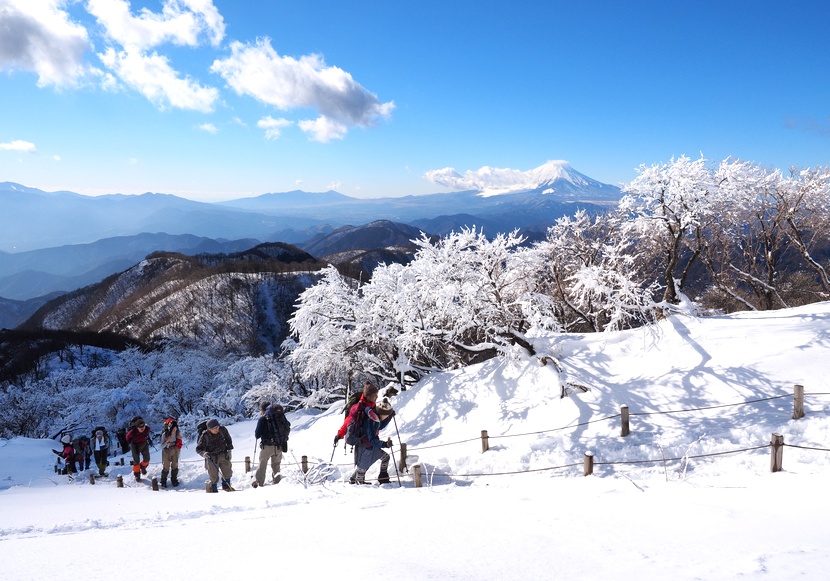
[91,429,109,476]
[253,402,291,488]
[55,434,76,475]
[196,418,234,492]
[125,417,152,481]
[334,381,395,484]
[77,436,92,471]
[160,418,183,488]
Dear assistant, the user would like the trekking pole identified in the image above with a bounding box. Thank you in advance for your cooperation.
[388,439,402,487]
[252,437,259,472]
[330,441,338,463]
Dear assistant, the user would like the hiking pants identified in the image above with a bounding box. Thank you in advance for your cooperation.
[162,447,180,471]
[130,442,150,475]
[255,445,283,486]
[355,446,390,471]
[93,449,108,475]
[205,453,233,484]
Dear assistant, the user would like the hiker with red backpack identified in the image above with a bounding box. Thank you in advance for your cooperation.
[125,417,152,481]
[334,381,395,484]
[160,418,183,488]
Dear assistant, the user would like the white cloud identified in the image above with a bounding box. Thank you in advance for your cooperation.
[86,0,225,51]
[298,116,348,142]
[211,38,394,129]
[0,0,92,87]
[197,122,217,133]
[0,140,36,152]
[99,47,218,112]
[425,160,575,195]
[89,0,223,111]
[327,181,343,191]
[53,154,61,161]
[257,116,292,140]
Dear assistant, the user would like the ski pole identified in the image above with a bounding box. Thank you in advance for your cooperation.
[330,441,338,463]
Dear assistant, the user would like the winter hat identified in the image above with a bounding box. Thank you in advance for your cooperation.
[61,434,71,444]
[260,401,270,412]
[376,398,393,415]
[363,381,379,398]
[206,418,220,429]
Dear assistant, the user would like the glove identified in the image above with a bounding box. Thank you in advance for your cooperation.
[333,435,341,446]
[383,439,392,448]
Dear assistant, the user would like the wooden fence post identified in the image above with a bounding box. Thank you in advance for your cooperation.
[89,473,95,485]
[413,464,423,488]
[793,384,805,420]
[770,433,784,472]
[205,481,212,493]
[481,430,489,453]
[116,475,123,488]
[151,477,159,491]
[399,443,408,472]
[245,456,251,472]
[583,451,594,476]
[302,455,309,474]
[621,405,630,437]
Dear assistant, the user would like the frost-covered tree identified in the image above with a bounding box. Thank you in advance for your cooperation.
[778,166,830,295]
[621,155,717,305]
[286,266,364,393]
[532,209,658,332]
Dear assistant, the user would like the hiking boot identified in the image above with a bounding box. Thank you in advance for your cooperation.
[160,470,168,488]
[273,474,282,484]
[140,466,147,475]
[377,471,390,484]
[134,472,141,482]
[171,469,179,487]
[252,480,259,488]
[210,482,218,493]
[221,478,234,492]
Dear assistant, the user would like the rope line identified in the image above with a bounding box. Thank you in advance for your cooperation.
[409,393,792,452]
[784,443,830,453]
[629,394,790,416]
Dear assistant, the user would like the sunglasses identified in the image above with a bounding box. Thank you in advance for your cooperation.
[137,423,146,428]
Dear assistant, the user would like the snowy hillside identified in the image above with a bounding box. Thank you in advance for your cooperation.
[3,303,830,579]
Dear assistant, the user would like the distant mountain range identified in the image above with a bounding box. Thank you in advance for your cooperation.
[0,163,622,324]
[1,163,619,252]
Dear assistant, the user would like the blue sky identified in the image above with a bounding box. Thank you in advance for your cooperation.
[1,0,828,202]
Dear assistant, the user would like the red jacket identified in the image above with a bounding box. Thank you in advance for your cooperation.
[61,443,74,462]
[126,425,151,446]
[337,395,374,439]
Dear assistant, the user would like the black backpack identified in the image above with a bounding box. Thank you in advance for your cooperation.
[266,405,291,452]
[344,401,367,447]
[196,420,208,442]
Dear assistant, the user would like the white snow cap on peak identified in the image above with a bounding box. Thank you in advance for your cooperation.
[424,160,588,196]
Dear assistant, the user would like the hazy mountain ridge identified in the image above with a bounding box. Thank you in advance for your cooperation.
[1,165,620,253]
[0,233,262,300]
